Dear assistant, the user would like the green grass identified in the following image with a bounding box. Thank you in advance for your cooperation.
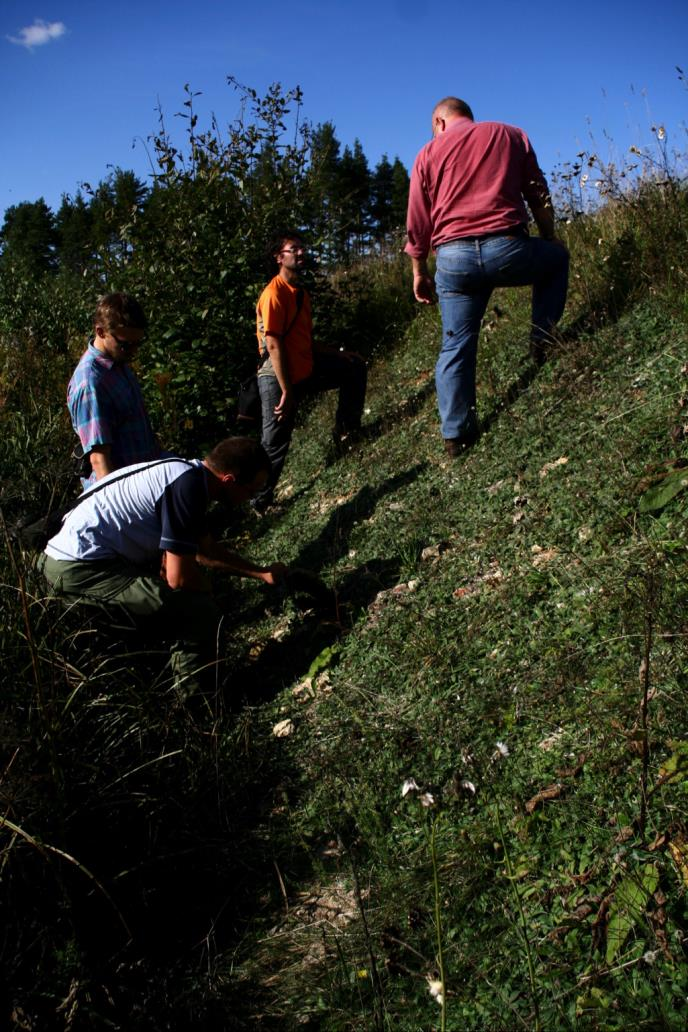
[1,180,688,1029]
[208,245,688,1028]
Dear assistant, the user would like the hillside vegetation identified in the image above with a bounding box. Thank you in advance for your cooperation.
[1,98,688,1029]
[205,181,688,1030]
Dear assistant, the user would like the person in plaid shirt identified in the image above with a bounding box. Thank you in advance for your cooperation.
[68,293,161,485]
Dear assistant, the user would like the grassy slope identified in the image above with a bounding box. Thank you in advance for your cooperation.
[2,192,688,1030]
[216,280,688,1028]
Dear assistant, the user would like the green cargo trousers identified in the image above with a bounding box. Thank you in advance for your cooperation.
[42,555,222,697]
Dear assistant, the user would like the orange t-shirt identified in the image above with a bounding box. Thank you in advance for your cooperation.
[256,276,313,385]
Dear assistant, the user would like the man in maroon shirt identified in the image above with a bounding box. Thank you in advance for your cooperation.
[405,97,569,456]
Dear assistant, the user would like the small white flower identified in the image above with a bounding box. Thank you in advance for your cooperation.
[427,977,443,1004]
[643,949,659,964]
[460,779,476,795]
[420,792,435,808]
[401,778,420,797]
[492,740,510,762]
[580,174,589,187]
[657,126,666,141]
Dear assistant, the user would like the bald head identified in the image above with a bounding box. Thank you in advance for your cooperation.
[433,97,474,121]
[432,97,474,137]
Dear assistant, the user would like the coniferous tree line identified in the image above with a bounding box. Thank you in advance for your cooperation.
[0,81,411,446]
[0,142,408,280]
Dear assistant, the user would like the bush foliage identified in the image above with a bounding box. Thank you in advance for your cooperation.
[0,79,410,451]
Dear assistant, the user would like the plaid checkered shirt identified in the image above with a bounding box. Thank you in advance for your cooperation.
[68,341,159,484]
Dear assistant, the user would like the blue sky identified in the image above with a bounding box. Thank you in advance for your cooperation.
[2,0,687,222]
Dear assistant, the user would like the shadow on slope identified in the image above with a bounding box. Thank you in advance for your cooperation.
[292,462,427,572]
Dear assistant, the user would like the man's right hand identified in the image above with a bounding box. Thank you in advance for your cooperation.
[413,273,436,305]
[274,388,294,421]
[259,562,288,586]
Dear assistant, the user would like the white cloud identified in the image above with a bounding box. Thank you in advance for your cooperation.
[8,19,67,50]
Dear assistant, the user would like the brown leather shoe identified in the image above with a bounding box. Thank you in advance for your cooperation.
[444,434,477,458]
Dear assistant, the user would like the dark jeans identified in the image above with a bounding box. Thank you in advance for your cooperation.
[255,350,367,507]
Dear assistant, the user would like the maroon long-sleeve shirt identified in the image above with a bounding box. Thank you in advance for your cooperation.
[405,117,551,259]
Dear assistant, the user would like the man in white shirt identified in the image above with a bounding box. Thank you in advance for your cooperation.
[43,437,286,698]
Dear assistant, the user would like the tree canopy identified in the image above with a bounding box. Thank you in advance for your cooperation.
[0,80,411,447]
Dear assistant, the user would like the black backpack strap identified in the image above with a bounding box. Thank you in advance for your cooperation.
[65,458,194,519]
[258,287,305,364]
[283,287,305,339]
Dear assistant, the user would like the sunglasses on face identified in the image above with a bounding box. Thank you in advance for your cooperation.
[111,332,144,347]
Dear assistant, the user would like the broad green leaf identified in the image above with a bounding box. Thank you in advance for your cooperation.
[659,740,688,781]
[306,644,341,680]
[606,909,635,966]
[639,469,688,512]
[605,864,658,964]
[576,987,613,1014]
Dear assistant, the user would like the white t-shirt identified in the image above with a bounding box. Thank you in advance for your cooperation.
[45,458,208,565]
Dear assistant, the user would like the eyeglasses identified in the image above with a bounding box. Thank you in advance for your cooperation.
[111,332,144,347]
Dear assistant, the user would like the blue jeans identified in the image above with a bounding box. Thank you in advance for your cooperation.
[434,234,569,440]
[254,350,367,508]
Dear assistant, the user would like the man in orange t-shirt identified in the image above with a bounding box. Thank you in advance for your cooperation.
[252,232,367,513]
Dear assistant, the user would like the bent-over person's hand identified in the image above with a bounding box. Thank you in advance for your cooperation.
[260,562,288,586]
